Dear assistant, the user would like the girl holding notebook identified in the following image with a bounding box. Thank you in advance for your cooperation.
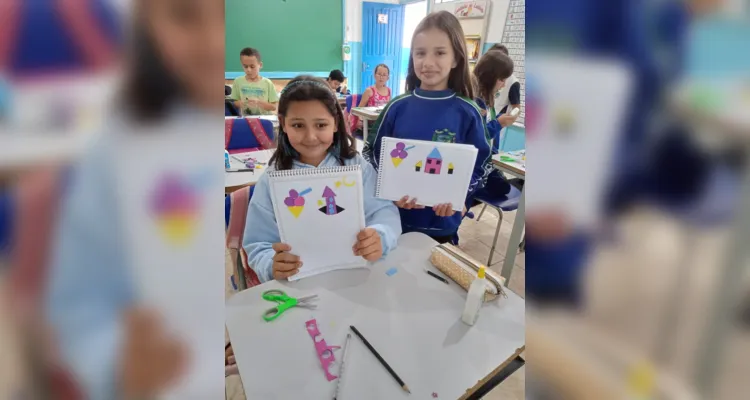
[243,76,402,282]
[363,11,492,244]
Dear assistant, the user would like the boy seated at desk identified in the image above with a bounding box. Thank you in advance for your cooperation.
[326,69,350,96]
[231,47,278,116]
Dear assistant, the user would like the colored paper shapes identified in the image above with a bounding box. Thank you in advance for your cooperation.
[151,173,199,246]
[390,142,410,167]
[319,186,344,215]
[342,177,356,187]
[432,392,438,398]
[415,160,422,172]
[448,162,454,174]
[305,319,341,382]
[425,147,443,174]
[386,267,398,276]
[284,188,310,218]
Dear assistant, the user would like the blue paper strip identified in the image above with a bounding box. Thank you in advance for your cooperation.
[386,267,398,276]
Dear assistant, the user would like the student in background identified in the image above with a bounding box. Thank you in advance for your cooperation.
[350,63,392,134]
[45,0,225,397]
[230,47,278,115]
[488,44,521,154]
[326,69,350,95]
[243,76,401,282]
[470,49,516,200]
[364,11,491,244]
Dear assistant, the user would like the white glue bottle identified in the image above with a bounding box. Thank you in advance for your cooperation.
[462,266,487,326]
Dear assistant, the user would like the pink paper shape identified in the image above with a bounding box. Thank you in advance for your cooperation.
[305,319,340,381]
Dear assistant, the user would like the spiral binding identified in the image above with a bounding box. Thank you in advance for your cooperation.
[268,165,361,179]
[375,141,389,198]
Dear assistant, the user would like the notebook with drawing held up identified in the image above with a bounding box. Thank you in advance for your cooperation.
[376,137,478,211]
[268,166,366,280]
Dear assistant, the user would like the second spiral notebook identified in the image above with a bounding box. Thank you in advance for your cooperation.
[267,165,367,280]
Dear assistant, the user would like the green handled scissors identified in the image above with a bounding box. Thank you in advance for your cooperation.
[261,289,318,322]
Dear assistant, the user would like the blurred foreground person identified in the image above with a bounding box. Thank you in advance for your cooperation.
[45,0,224,398]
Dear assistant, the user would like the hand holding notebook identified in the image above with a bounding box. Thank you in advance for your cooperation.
[267,166,368,280]
[376,137,478,211]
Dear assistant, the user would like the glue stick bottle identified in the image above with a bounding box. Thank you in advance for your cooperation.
[462,266,487,326]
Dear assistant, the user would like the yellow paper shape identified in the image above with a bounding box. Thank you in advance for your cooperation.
[288,206,304,218]
[159,216,196,245]
[317,199,324,207]
[392,158,402,167]
[448,162,454,169]
[415,160,423,169]
[335,181,342,188]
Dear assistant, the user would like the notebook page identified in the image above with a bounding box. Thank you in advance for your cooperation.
[268,166,366,280]
[376,137,478,211]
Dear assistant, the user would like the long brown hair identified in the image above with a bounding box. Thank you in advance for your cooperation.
[270,76,357,170]
[405,11,473,98]
[473,50,514,107]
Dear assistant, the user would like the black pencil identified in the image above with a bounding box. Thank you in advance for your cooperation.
[349,325,410,394]
[425,269,449,285]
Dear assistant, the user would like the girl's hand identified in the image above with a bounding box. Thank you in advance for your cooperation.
[462,206,467,217]
[497,115,515,128]
[272,243,301,280]
[352,228,383,261]
[394,196,425,210]
[480,109,487,117]
[119,308,188,398]
[526,211,572,241]
[433,203,455,217]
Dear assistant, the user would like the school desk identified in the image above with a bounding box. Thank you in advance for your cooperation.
[350,107,381,143]
[224,140,366,193]
[491,151,526,286]
[225,232,525,400]
[224,149,274,194]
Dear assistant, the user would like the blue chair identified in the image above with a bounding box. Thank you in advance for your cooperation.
[473,185,522,266]
[345,94,362,114]
[225,118,275,153]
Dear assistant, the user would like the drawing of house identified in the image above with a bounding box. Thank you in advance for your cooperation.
[425,147,443,174]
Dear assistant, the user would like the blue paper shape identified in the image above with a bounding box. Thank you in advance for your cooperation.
[386,267,398,276]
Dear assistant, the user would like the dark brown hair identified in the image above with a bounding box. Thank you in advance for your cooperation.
[374,63,390,75]
[270,76,357,170]
[473,50,514,107]
[122,23,181,122]
[490,44,509,55]
[405,11,473,98]
[240,47,262,61]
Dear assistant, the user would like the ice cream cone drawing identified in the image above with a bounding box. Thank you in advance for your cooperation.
[151,173,200,246]
[284,188,311,218]
[390,142,415,167]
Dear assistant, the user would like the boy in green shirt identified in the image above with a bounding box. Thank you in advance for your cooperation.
[231,48,278,115]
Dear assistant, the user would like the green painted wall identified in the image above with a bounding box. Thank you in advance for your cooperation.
[225,0,343,73]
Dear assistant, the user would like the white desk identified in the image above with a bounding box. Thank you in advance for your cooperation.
[224,141,366,193]
[491,151,526,284]
[226,232,525,400]
[224,149,274,193]
[350,107,381,143]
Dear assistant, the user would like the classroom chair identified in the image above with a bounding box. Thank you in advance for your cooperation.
[225,117,275,154]
[473,185,522,266]
[225,186,262,292]
[344,94,361,136]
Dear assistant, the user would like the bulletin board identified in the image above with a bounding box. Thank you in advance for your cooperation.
[500,0,525,125]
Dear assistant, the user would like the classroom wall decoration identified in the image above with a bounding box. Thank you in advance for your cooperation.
[500,0,525,125]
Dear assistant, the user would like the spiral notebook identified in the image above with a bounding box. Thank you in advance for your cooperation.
[268,165,367,280]
[376,137,478,211]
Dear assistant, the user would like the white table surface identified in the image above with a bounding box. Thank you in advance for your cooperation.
[224,141,366,191]
[226,232,525,400]
[224,149,274,190]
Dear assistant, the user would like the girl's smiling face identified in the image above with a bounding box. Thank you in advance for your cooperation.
[281,100,336,167]
[412,28,457,91]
